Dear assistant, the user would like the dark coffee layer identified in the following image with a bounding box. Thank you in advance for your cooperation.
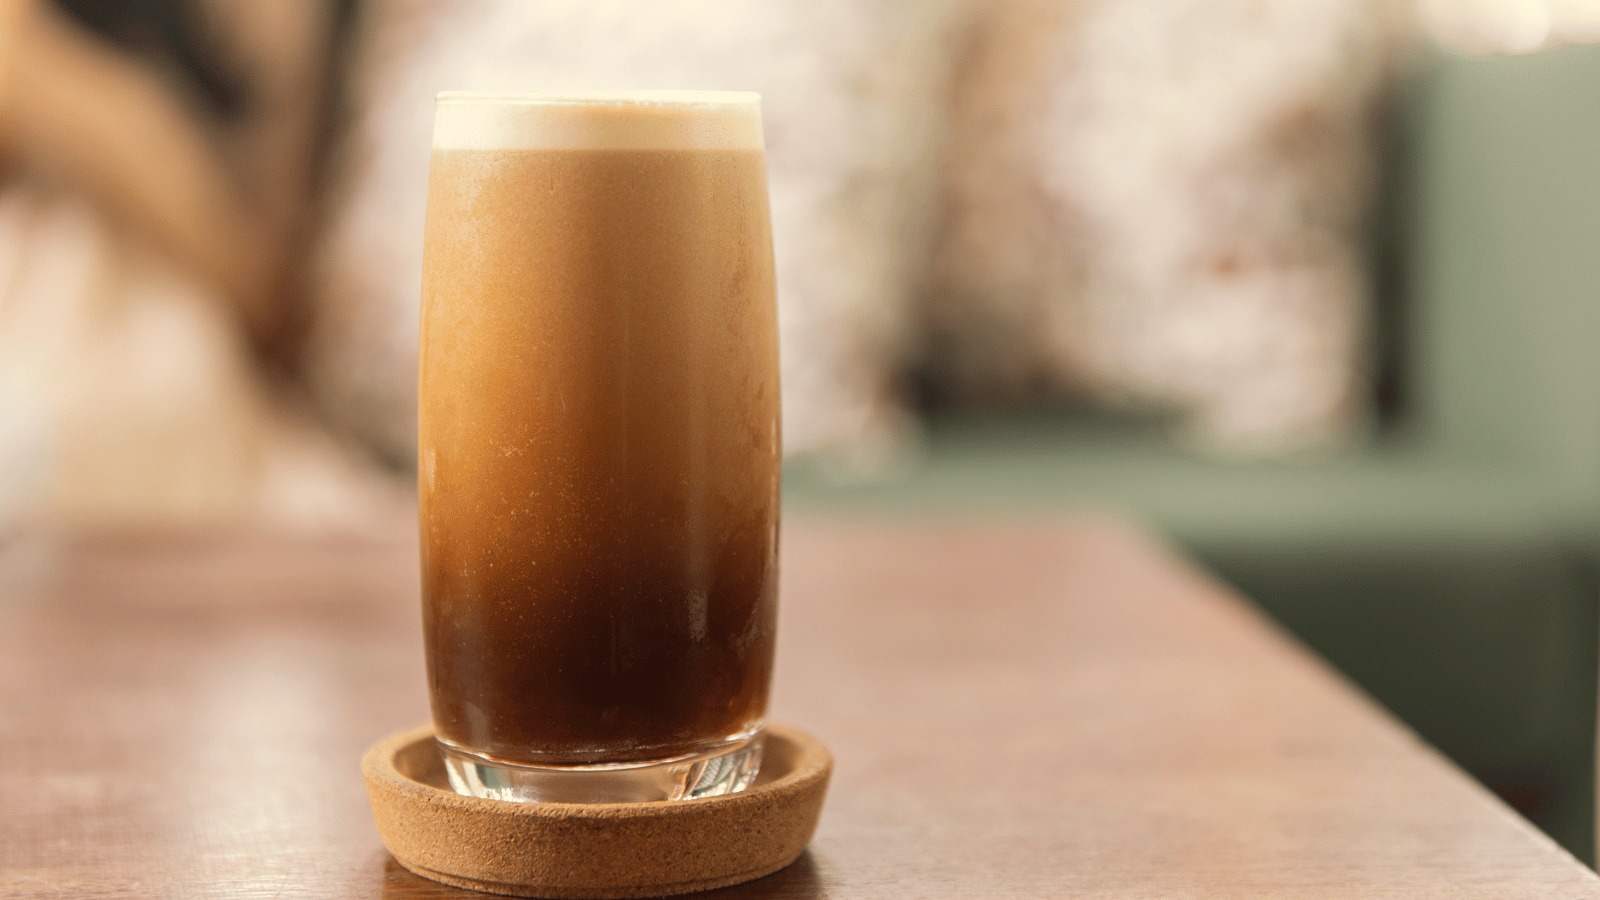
[419,147,779,765]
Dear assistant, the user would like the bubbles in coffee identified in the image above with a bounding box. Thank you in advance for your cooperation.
[419,93,779,771]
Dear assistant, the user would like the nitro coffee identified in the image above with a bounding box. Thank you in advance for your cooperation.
[418,93,779,779]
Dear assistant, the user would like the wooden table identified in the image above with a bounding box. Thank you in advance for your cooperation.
[2,519,1597,898]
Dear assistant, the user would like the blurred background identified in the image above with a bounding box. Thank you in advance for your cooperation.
[2,0,1600,865]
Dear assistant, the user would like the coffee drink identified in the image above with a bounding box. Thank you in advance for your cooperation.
[418,93,778,800]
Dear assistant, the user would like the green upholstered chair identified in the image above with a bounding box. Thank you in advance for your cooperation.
[786,43,1600,862]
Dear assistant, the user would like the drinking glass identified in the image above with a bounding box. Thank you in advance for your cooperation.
[417,91,779,803]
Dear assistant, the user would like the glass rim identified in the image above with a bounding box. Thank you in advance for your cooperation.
[436,90,761,109]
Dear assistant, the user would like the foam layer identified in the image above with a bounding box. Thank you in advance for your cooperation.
[433,91,764,151]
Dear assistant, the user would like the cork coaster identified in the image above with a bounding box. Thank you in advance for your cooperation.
[363,724,832,899]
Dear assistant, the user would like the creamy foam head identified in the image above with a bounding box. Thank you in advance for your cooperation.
[433,91,764,151]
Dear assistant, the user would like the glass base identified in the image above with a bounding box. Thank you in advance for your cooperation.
[439,731,764,803]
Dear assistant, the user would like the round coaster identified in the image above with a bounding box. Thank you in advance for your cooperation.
[362,724,833,899]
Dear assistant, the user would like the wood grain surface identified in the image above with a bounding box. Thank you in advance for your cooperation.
[1,519,1596,898]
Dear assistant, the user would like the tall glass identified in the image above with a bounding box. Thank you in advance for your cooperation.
[417,91,779,803]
